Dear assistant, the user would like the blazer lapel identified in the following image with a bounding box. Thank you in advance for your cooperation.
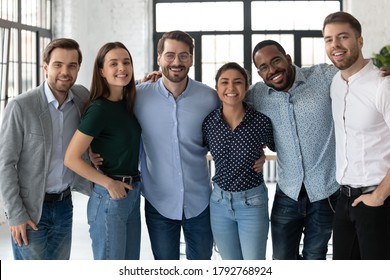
[37,84,53,172]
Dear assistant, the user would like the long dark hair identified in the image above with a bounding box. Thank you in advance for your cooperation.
[86,42,136,115]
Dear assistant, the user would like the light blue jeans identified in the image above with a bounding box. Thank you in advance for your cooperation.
[12,194,73,260]
[210,183,269,260]
[87,182,141,260]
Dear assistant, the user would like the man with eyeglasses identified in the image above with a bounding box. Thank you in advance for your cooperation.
[133,30,220,260]
[246,40,390,260]
[245,40,340,260]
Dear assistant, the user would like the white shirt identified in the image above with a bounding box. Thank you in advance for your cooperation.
[330,60,390,186]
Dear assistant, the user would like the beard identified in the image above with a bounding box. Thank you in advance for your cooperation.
[161,65,190,83]
[331,46,360,70]
[264,64,295,92]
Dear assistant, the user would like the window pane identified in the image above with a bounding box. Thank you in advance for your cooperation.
[21,30,37,92]
[0,28,10,117]
[0,0,18,22]
[301,37,331,67]
[156,2,243,32]
[202,35,243,87]
[39,37,51,82]
[44,0,51,29]
[251,34,294,83]
[8,28,18,99]
[252,1,341,30]
[21,0,51,28]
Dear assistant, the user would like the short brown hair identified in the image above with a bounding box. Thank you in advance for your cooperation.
[322,11,362,37]
[157,30,194,55]
[42,38,82,65]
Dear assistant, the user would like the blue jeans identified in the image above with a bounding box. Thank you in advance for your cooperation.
[271,185,338,260]
[145,199,213,260]
[87,182,141,260]
[210,183,269,260]
[12,194,73,260]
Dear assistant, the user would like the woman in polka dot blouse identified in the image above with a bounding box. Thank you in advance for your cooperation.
[202,62,275,260]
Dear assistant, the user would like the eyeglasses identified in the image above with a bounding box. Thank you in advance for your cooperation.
[257,57,283,74]
[162,52,191,63]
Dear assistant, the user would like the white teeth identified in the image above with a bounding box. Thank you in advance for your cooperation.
[116,74,127,78]
[226,93,238,97]
[271,74,282,81]
[169,67,182,72]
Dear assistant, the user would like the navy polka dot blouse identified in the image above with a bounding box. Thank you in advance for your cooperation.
[202,103,275,192]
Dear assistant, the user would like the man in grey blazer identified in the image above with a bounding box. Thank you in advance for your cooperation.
[0,38,90,260]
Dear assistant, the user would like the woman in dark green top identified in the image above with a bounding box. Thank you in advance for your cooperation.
[65,42,141,260]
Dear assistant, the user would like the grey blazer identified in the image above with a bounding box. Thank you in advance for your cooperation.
[0,83,92,226]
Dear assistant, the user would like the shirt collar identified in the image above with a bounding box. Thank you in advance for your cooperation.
[347,59,373,84]
[158,77,192,99]
[44,81,74,108]
[214,102,253,123]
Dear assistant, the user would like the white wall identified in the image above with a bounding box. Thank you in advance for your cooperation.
[344,0,390,58]
[52,0,153,89]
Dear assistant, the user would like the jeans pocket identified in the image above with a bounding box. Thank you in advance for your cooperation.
[65,195,73,209]
[244,187,267,208]
[327,189,340,213]
[210,188,223,204]
[87,190,102,224]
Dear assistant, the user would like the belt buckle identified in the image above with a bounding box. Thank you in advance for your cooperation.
[58,192,64,201]
[346,186,351,197]
[122,176,132,184]
[342,185,352,197]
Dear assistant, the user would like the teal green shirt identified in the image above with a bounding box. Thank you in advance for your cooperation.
[79,98,141,176]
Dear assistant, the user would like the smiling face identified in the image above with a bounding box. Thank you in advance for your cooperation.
[323,22,363,71]
[43,48,80,100]
[216,68,248,107]
[253,45,294,92]
[100,47,133,92]
[157,39,193,84]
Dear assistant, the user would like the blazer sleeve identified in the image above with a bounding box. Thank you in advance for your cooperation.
[0,100,31,225]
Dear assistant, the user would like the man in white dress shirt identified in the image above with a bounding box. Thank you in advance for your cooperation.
[323,11,390,259]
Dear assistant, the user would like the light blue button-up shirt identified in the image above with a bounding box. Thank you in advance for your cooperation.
[134,78,220,220]
[44,82,79,193]
[246,64,339,202]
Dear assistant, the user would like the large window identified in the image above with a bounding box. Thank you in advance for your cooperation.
[0,0,51,117]
[153,0,341,87]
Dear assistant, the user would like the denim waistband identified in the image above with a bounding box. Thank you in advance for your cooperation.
[213,182,266,198]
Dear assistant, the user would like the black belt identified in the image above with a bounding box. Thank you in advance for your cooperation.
[44,187,71,202]
[340,185,376,197]
[107,174,141,184]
